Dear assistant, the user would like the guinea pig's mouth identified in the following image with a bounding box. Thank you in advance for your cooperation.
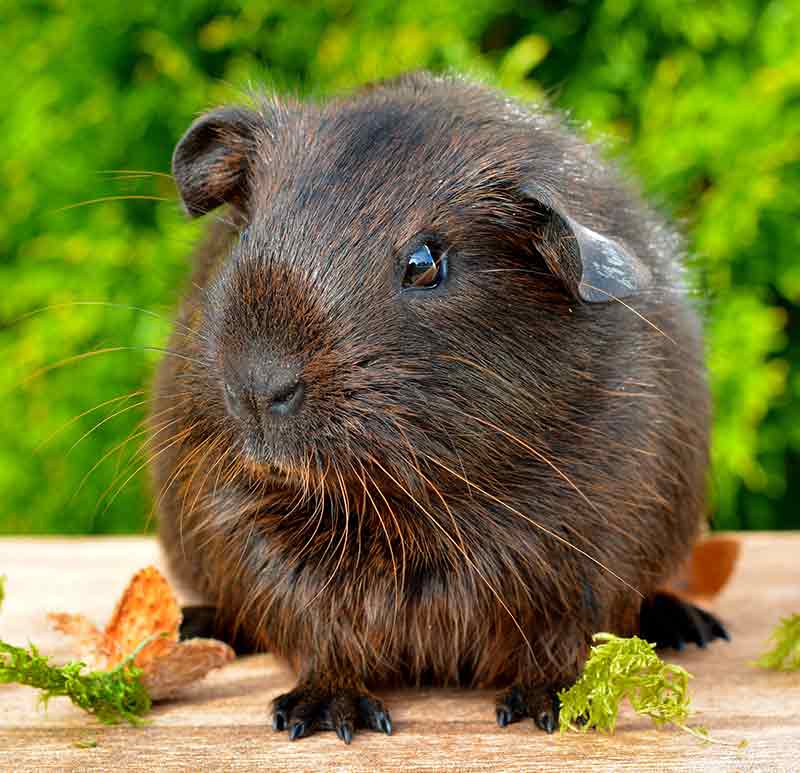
[224,406,309,474]
[235,435,375,488]
[236,441,427,515]
[235,432,330,490]
[237,443,300,484]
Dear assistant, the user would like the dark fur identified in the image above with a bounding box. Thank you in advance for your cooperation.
[152,73,711,739]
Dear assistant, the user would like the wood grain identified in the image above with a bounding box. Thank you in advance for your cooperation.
[0,534,798,771]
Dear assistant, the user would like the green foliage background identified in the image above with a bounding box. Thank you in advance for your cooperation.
[1,0,798,534]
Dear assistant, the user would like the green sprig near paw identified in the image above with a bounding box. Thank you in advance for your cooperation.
[0,641,151,725]
[755,614,800,671]
[0,570,149,725]
[0,566,234,726]
[558,633,699,736]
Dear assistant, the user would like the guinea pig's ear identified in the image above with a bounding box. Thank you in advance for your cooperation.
[521,184,652,303]
[172,107,263,217]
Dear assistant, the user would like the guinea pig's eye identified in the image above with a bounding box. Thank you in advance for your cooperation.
[402,243,447,290]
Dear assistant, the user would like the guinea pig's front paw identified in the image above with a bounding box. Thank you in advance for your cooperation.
[495,684,561,733]
[271,681,392,744]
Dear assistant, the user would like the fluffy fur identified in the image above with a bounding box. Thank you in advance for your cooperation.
[152,73,710,739]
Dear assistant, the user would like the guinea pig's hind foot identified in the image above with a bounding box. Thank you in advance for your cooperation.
[271,680,392,744]
[495,684,560,733]
[179,605,257,655]
[639,592,730,651]
[179,605,218,640]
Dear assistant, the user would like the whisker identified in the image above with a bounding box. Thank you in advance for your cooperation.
[458,407,653,548]
[177,435,223,561]
[441,353,659,459]
[34,389,144,451]
[150,419,219,518]
[66,397,153,455]
[474,268,552,276]
[354,461,401,633]
[100,423,197,517]
[98,169,174,180]
[52,195,170,213]
[188,441,231,523]
[144,435,227,535]
[290,469,328,566]
[473,271,680,345]
[421,451,643,598]
[223,478,269,584]
[70,401,189,503]
[211,446,233,507]
[367,454,539,666]
[8,301,207,344]
[16,345,204,389]
[79,413,191,534]
[415,463,469,560]
[300,462,350,611]
[577,281,678,346]
[465,413,603,519]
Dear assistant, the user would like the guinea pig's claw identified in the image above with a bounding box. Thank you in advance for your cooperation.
[496,706,512,728]
[272,710,287,732]
[495,684,560,733]
[336,721,354,745]
[270,682,392,743]
[374,711,393,735]
[536,708,557,734]
[288,720,308,741]
[639,592,730,651]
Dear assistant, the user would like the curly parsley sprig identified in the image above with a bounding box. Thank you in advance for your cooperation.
[755,614,800,671]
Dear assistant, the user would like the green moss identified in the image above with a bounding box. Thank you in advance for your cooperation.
[559,633,698,735]
[755,614,800,671]
[0,640,151,725]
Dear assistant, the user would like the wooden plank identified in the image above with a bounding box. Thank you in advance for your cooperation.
[0,534,798,771]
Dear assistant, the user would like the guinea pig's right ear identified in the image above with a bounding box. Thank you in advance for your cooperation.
[521,183,652,303]
[172,107,263,217]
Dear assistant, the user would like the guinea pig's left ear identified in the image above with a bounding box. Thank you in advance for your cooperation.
[172,107,264,217]
[521,184,652,303]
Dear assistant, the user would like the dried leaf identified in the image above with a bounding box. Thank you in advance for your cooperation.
[49,566,234,700]
[101,566,181,669]
[664,535,741,603]
[48,613,106,668]
[142,638,235,700]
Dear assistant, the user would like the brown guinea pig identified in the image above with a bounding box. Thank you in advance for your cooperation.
[152,71,727,743]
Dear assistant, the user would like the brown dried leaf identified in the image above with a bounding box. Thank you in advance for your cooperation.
[665,535,742,604]
[684,535,741,600]
[141,638,236,700]
[101,566,181,669]
[49,565,235,700]
[47,612,107,668]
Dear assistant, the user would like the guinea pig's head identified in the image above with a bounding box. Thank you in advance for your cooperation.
[170,74,653,498]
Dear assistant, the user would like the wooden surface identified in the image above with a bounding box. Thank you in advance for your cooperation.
[0,534,798,772]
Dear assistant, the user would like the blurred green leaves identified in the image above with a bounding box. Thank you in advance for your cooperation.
[1,0,798,532]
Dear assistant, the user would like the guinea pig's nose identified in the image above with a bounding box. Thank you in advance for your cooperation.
[224,366,304,422]
[256,368,305,418]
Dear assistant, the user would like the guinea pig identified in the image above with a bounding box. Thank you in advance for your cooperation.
[152,71,728,743]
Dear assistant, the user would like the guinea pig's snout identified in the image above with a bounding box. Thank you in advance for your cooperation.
[258,368,305,418]
[224,364,305,423]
